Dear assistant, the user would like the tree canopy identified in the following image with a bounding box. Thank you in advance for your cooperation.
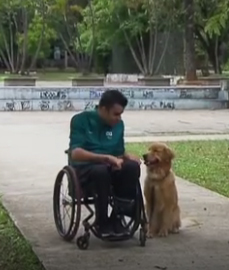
[0,0,229,78]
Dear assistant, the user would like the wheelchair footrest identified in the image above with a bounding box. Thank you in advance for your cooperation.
[101,232,131,242]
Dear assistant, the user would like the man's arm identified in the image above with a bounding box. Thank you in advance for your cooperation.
[70,114,110,163]
[113,121,125,157]
[116,122,141,163]
[114,122,137,160]
[113,121,133,159]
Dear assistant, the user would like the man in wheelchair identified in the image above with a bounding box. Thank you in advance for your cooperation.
[69,90,141,238]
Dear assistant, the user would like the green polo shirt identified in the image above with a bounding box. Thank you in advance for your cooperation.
[68,110,125,166]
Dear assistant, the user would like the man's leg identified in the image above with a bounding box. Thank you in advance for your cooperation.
[75,164,113,236]
[112,159,141,199]
[111,160,141,234]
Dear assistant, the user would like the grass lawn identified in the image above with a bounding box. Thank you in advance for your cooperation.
[126,140,229,197]
[0,69,103,81]
[0,201,45,270]
[0,71,76,81]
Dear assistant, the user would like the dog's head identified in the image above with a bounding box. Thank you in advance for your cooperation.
[143,142,175,173]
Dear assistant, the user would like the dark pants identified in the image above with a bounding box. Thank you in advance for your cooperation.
[75,160,141,226]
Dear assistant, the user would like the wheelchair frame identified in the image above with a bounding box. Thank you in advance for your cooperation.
[53,150,147,250]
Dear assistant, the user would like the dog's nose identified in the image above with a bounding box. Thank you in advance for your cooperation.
[142,154,147,161]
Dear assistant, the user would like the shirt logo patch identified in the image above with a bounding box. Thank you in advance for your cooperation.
[106,131,112,139]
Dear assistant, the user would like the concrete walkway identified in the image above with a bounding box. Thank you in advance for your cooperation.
[0,110,229,270]
[1,110,229,136]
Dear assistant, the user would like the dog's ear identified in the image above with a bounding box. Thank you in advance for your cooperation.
[148,144,153,151]
[148,143,158,151]
[165,146,175,160]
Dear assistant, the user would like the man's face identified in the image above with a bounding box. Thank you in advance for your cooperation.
[101,104,124,126]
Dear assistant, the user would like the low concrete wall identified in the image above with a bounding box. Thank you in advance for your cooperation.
[106,74,143,83]
[0,86,227,111]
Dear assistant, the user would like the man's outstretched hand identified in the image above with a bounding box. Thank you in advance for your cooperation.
[105,155,124,169]
[105,153,141,170]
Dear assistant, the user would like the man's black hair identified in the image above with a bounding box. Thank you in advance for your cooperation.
[98,89,128,109]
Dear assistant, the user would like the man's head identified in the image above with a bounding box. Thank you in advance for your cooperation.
[98,90,128,126]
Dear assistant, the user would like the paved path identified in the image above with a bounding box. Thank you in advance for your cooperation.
[0,110,229,270]
[1,110,229,136]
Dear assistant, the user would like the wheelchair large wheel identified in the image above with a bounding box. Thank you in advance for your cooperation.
[53,165,82,241]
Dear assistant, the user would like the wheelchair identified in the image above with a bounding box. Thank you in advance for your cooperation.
[53,149,147,250]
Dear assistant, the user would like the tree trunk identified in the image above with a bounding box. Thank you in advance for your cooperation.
[184,0,197,81]
[0,49,11,70]
[20,8,28,74]
[195,29,222,74]
[28,0,46,72]
[214,37,222,74]
[0,23,15,72]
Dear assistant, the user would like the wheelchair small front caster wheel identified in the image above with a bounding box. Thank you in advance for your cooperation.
[76,233,90,250]
[139,228,146,247]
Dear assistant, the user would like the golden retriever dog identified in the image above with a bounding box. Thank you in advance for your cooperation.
[143,142,181,238]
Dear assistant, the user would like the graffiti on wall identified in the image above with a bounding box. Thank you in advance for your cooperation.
[88,89,136,99]
[89,90,104,99]
[179,89,192,99]
[142,90,154,99]
[88,89,155,99]
[2,99,175,111]
[160,101,175,109]
[3,100,31,111]
[84,101,97,110]
[39,101,50,111]
[57,100,74,111]
[138,101,157,110]
[120,89,135,98]
[4,101,15,111]
[0,86,222,111]
[40,90,67,100]
[21,101,31,110]
[128,100,175,110]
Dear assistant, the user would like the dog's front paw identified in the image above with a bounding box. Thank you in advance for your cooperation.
[170,221,181,234]
[170,227,180,234]
[157,229,168,237]
[147,231,154,238]
[146,225,155,238]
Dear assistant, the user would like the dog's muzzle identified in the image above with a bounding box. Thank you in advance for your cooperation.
[142,154,159,166]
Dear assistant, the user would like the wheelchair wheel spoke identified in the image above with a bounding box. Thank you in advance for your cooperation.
[61,206,71,231]
[59,182,73,233]
[60,191,67,197]
[60,182,69,197]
